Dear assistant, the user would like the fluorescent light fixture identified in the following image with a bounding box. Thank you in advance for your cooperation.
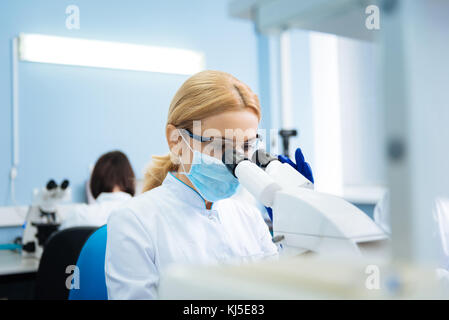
[18,33,205,75]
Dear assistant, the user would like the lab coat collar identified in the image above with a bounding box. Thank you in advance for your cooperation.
[96,191,132,203]
[164,172,208,209]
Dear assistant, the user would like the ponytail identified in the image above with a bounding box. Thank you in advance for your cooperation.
[142,153,178,192]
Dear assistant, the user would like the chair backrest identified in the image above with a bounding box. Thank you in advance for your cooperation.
[69,224,108,300]
[34,226,97,300]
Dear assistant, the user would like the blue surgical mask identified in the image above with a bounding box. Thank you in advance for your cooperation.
[178,135,240,202]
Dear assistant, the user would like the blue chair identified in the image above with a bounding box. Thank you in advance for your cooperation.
[69,225,108,300]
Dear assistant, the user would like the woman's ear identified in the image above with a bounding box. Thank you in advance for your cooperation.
[166,124,181,155]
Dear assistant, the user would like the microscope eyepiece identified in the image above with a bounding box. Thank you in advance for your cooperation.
[251,149,277,169]
[60,179,70,190]
[222,149,248,178]
[46,179,57,190]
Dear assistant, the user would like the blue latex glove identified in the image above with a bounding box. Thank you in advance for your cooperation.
[266,147,314,221]
[278,147,314,184]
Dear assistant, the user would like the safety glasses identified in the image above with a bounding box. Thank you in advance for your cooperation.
[181,128,262,157]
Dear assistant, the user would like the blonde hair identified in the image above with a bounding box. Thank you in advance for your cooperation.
[142,70,261,192]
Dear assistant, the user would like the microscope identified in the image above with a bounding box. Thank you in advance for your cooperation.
[224,149,388,257]
[158,151,392,299]
[22,179,71,259]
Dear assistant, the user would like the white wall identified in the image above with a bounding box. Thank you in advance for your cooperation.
[390,0,449,263]
[286,31,386,198]
[338,36,385,188]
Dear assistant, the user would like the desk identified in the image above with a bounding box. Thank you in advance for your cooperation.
[0,250,39,299]
[0,250,39,276]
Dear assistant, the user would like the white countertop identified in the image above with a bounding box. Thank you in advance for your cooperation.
[0,250,39,276]
[0,203,86,228]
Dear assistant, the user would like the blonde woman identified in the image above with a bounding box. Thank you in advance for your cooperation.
[105,70,278,299]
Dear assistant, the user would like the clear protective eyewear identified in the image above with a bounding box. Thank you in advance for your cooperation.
[181,128,262,159]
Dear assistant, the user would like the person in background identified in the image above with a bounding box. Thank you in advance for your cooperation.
[60,151,135,230]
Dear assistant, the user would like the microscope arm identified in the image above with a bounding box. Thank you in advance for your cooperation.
[227,153,387,256]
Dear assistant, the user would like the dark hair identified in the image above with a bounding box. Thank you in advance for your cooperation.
[90,151,136,199]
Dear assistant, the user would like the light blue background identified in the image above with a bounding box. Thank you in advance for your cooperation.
[0,1,379,244]
[0,0,263,205]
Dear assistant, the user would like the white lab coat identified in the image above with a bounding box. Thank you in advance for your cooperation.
[60,191,132,230]
[105,172,278,300]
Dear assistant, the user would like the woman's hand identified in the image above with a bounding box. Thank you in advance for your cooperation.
[278,147,314,184]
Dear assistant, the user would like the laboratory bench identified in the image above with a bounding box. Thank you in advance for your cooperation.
[0,250,39,299]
